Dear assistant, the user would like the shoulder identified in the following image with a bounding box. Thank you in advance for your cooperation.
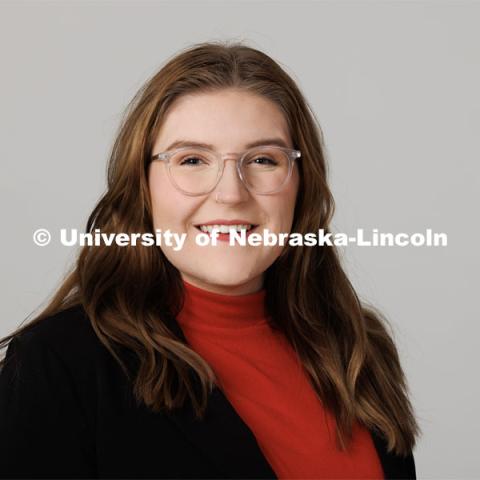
[4,304,114,374]
[19,304,94,340]
[16,304,98,348]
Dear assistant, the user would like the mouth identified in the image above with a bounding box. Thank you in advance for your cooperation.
[194,223,259,235]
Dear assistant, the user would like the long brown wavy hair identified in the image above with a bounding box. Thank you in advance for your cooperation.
[0,39,420,456]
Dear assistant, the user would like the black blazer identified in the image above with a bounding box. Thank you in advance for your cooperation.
[0,305,416,479]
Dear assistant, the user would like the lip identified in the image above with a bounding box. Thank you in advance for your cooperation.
[194,219,259,227]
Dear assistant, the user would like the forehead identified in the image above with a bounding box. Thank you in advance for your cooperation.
[155,89,292,151]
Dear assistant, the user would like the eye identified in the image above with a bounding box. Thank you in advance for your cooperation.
[249,156,278,166]
[179,156,206,166]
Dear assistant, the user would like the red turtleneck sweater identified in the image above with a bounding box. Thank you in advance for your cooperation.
[177,280,384,479]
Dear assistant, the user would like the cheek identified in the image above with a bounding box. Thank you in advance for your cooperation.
[149,174,168,224]
[148,167,189,228]
[285,169,300,222]
[270,175,299,230]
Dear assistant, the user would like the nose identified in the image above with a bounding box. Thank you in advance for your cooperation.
[212,157,250,203]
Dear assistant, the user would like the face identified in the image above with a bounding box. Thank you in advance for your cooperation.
[148,89,300,295]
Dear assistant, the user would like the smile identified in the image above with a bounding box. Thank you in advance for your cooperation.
[195,224,256,234]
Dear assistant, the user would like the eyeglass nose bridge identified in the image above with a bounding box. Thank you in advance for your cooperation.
[212,153,250,193]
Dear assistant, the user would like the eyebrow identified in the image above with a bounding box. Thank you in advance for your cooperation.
[165,137,290,151]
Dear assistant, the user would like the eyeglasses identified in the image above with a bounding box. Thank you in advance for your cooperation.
[150,145,301,196]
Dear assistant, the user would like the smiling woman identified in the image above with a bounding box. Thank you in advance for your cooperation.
[0,40,420,479]
[147,88,300,295]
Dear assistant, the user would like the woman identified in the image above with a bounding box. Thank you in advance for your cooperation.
[0,40,420,479]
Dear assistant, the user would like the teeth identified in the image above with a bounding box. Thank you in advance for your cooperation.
[198,224,254,234]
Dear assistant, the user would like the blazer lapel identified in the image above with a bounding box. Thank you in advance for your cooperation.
[167,384,277,479]
[165,312,277,479]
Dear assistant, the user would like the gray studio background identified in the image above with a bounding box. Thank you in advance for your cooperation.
[1,1,479,478]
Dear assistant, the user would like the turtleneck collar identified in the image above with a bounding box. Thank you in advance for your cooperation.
[177,279,269,330]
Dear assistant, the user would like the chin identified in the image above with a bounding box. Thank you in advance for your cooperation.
[205,271,257,286]
[186,266,259,287]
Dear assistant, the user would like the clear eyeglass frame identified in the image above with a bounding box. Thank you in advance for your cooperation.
[150,145,302,196]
